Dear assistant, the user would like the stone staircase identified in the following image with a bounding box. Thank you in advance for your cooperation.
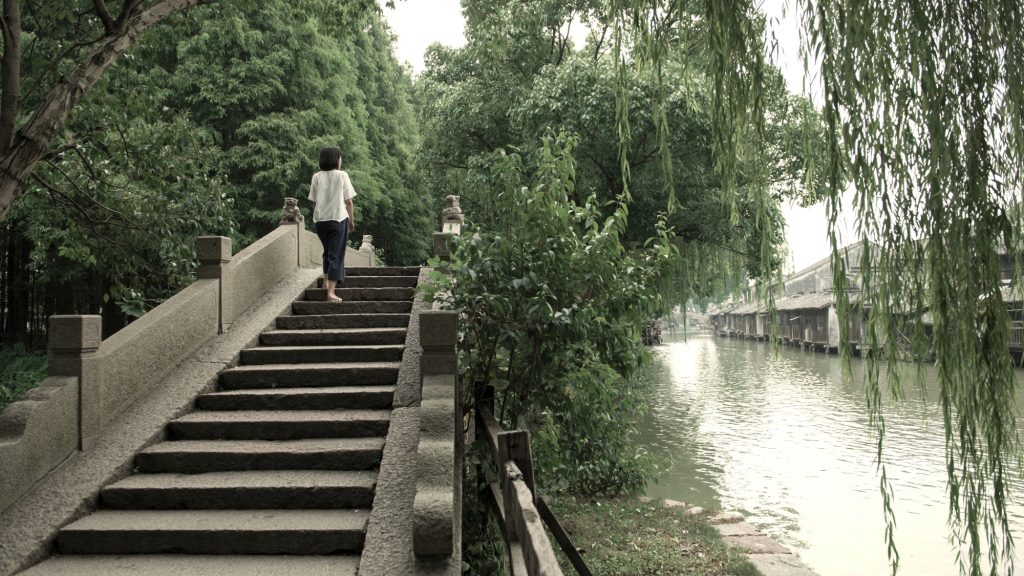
[21,266,422,576]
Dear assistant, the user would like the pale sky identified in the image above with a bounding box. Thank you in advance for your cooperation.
[379,0,852,272]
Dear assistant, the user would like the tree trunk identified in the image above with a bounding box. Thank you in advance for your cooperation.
[0,0,21,154]
[0,0,214,221]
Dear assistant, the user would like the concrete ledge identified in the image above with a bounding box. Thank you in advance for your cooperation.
[393,268,432,409]
[0,377,78,514]
[96,280,219,428]
[709,513,819,575]
[0,267,321,576]
[360,267,461,576]
[228,226,299,326]
[359,407,419,576]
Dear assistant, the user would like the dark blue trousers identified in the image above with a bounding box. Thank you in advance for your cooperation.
[315,219,349,283]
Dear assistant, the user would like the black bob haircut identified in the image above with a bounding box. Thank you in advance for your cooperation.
[319,147,342,171]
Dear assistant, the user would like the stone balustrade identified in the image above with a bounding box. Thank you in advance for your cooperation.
[0,209,317,515]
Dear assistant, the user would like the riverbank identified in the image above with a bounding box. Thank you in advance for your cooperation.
[546,495,760,575]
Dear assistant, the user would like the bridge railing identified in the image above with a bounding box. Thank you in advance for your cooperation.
[428,195,590,574]
[475,392,593,576]
[0,200,336,515]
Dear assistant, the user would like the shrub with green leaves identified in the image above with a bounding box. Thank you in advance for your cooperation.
[430,134,673,495]
[0,345,48,413]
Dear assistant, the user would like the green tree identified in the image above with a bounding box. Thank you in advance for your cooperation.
[430,134,671,494]
[0,0,383,222]
[1,0,429,340]
[418,1,824,305]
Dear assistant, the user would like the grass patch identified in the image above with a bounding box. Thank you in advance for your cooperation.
[546,496,762,576]
[0,345,48,413]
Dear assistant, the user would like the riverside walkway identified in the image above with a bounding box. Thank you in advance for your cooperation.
[0,205,462,576]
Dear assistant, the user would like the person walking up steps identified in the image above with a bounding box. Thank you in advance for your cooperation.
[309,146,357,302]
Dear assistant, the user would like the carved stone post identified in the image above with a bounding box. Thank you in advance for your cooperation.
[280,197,305,266]
[434,195,464,261]
[414,309,459,557]
[420,310,458,376]
[359,235,376,267]
[196,236,233,334]
[48,315,102,450]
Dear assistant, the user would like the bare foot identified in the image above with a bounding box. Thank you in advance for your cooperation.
[327,295,344,303]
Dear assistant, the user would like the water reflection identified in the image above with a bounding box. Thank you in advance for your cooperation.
[637,332,1024,576]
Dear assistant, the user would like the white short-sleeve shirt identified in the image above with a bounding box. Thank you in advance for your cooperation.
[308,170,357,223]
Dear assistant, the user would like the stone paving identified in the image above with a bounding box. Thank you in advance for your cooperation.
[644,497,820,576]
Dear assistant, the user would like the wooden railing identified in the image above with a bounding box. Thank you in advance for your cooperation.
[1010,322,1024,348]
[475,396,593,576]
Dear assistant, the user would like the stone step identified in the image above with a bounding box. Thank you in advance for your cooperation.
[292,301,412,315]
[18,555,359,576]
[304,287,415,302]
[241,345,404,365]
[341,276,418,288]
[56,509,369,555]
[276,313,410,330]
[219,362,401,389]
[196,386,395,411]
[101,470,377,510]
[345,266,420,276]
[168,409,391,440]
[260,328,407,347]
[135,438,384,473]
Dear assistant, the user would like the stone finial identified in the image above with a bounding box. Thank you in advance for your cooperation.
[196,236,232,280]
[359,235,374,253]
[441,195,463,225]
[280,197,304,225]
[48,316,102,361]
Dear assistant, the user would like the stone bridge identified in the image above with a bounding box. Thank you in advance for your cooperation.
[0,199,464,576]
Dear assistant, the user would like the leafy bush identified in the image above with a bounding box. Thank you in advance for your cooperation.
[0,346,49,413]
[430,134,673,495]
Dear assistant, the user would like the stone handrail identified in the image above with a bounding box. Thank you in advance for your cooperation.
[358,197,462,574]
[413,307,460,557]
[0,212,315,515]
[412,196,463,557]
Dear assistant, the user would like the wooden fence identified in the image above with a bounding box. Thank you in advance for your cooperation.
[475,394,593,576]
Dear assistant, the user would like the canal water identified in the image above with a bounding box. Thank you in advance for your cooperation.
[637,332,1024,576]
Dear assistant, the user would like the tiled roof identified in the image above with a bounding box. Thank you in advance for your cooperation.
[775,292,834,311]
[731,301,763,315]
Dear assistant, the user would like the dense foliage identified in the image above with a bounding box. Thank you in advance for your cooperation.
[0,344,47,413]
[429,135,671,494]
[1,1,430,342]
[416,0,826,309]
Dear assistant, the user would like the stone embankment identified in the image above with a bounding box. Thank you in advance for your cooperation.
[639,497,820,576]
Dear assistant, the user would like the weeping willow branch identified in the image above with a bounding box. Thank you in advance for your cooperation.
[799,1,1023,575]
[608,0,1022,574]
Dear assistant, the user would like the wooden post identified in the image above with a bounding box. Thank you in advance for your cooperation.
[498,430,535,500]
